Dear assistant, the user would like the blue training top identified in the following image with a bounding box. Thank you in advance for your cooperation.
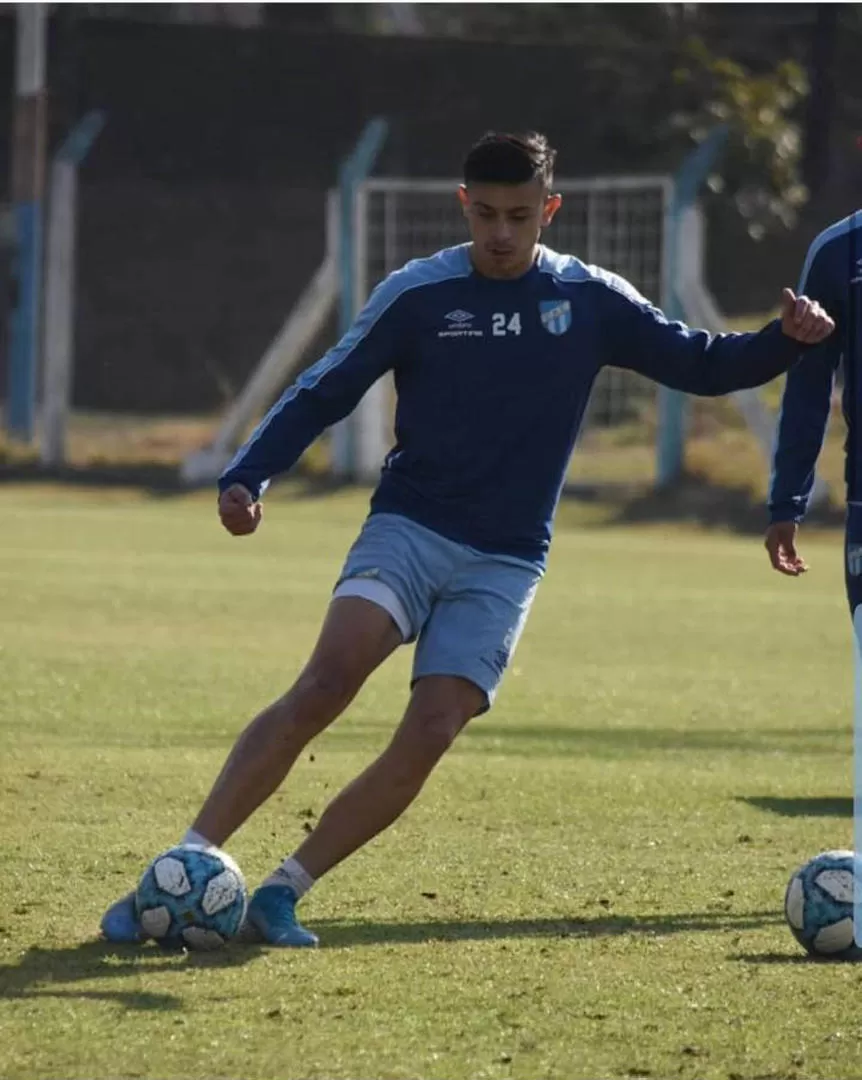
[221,243,804,566]
[768,212,862,523]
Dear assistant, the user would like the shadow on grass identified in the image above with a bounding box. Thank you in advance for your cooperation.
[0,461,845,536]
[606,474,845,536]
[0,460,188,495]
[731,950,856,965]
[311,908,782,949]
[462,722,851,758]
[739,795,852,818]
[0,937,265,1011]
[0,460,352,500]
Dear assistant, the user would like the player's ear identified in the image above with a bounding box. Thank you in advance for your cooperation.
[457,185,469,215]
[542,193,562,227]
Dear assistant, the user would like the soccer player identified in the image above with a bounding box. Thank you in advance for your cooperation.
[102,132,835,947]
[765,212,859,592]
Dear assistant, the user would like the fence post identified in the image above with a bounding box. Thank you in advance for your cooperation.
[656,125,729,487]
[330,118,389,480]
[6,3,47,443]
[40,111,105,467]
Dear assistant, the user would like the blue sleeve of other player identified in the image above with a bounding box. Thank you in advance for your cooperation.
[218,278,410,500]
[768,237,842,523]
[767,342,839,522]
[600,276,807,397]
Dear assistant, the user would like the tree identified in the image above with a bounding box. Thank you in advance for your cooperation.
[671,36,809,238]
[802,3,839,199]
[333,4,814,238]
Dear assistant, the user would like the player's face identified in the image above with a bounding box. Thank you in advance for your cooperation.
[459,180,561,279]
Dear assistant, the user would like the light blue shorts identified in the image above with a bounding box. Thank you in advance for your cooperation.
[333,513,542,712]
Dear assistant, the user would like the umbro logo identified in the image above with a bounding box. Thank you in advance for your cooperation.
[852,257,862,285]
[438,309,483,339]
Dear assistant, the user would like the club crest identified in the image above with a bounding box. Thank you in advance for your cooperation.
[539,299,572,336]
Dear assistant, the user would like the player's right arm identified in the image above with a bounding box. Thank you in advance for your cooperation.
[765,231,843,575]
[216,276,411,533]
[602,277,833,397]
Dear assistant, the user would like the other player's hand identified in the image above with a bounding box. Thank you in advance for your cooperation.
[218,483,262,536]
[764,520,807,576]
[779,288,835,344]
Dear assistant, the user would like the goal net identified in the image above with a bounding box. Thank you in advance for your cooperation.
[350,175,672,489]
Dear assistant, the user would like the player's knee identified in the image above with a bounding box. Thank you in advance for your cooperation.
[293,662,361,716]
[398,706,466,767]
[272,662,362,740]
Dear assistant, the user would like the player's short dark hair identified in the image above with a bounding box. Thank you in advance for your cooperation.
[463,132,557,190]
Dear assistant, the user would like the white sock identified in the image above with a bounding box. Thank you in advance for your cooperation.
[181,828,215,848]
[262,856,315,899]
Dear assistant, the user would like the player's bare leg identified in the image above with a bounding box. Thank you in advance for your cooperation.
[191,596,403,847]
[100,596,402,943]
[245,674,484,946]
[294,674,483,876]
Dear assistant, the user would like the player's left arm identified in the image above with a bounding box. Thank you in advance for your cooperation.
[218,281,411,508]
[765,234,843,575]
[602,281,835,397]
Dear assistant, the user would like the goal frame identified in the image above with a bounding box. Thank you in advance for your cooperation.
[344,173,675,482]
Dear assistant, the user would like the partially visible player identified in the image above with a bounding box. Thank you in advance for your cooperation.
[102,132,835,948]
[765,212,859,605]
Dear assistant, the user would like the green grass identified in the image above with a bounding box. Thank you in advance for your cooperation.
[0,484,858,1080]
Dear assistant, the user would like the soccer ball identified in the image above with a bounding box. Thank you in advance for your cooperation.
[135,844,248,950]
[784,849,862,960]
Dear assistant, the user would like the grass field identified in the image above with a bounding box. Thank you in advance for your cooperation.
[0,483,859,1080]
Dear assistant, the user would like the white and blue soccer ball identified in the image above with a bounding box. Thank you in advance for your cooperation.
[784,849,862,960]
[135,844,248,951]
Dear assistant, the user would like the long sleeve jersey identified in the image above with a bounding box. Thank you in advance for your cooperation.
[221,243,806,566]
[768,212,861,523]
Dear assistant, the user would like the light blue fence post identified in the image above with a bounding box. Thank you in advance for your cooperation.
[6,4,48,443]
[330,118,389,479]
[656,125,730,486]
[41,111,106,467]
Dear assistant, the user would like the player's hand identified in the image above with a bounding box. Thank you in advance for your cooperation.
[218,483,262,536]
[764,521,807,576]
[779,288,835,344]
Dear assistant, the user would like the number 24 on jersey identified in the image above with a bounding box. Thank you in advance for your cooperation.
[492,313,522,337]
